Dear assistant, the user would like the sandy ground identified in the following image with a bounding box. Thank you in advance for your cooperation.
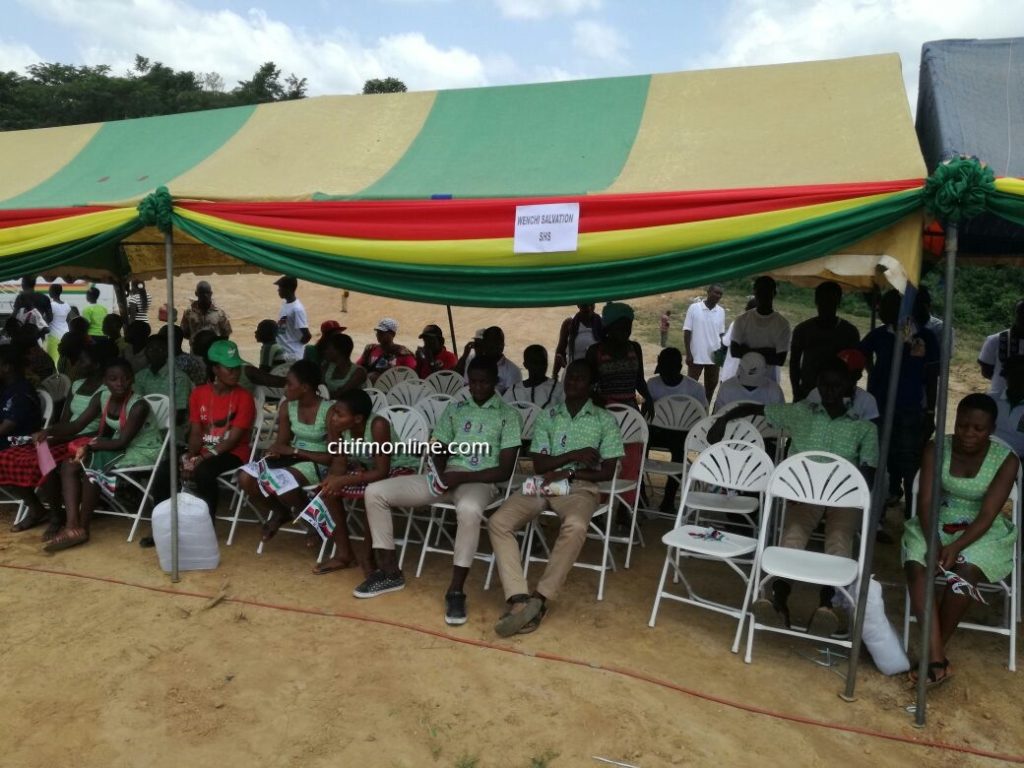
[1,275,1019,767]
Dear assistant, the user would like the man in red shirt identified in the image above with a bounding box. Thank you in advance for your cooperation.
[415,324,458,379]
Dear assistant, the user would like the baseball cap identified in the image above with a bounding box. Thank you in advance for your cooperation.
[737,352,768,387]
[837,348,867,374]
[374,317,398,334]
[207,339,248,369]
[419,324,444,340]
[320,320,346,338]
[274,275,297,289]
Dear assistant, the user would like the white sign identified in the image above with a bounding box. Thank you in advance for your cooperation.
[513,202,580,254]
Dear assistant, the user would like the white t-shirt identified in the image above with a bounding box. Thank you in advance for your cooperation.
[277,298,309,361]
[463,354,523,395]
[568,320,598,363]
[504,378,564,408]
[995,392,1024,457]
[682,301,726,364]
[729,309,791,382]
[49,301,71,339]
[979,330,1024,397]
[720,322,740,381]
[645,375,708,409]
[713,377,785,413]
[805,385,879,422]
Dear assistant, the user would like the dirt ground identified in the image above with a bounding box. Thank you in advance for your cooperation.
[1,276,1020,767]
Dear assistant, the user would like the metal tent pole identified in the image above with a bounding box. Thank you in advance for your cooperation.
[842,289,906,701]
[164,231,180,583]
[446,305,457,352]
[914,223,957,726]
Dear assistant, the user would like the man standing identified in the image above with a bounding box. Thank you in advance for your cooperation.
[995,355,1024,459]
[20,276,52,325]
[729,276,791,383]
[488,361,623,636]
[860,290,938,513]
[415,324,458,379]
[789,281,861,401]
[659,309,672,347]
[683,284,726,401]
[181,281,232,349]
[275,276,311,362]
[457,326,522,395]
[979,299,1024,397]
[358,358,522,625]
[553,304,602,379]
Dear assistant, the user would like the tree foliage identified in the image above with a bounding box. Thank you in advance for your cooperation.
[0,56,308,130]
[362,77,408,95]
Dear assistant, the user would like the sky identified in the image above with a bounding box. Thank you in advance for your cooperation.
[0,0,1022,108]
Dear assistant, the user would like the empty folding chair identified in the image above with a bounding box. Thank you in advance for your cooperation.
[386,379,429,407]
[374,366,418,394]
[741,451,871,663]
[605,404,649,569]
[644,395,708,519]
[649,440,774,652]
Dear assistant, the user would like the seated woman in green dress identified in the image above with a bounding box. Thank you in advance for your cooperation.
[41,357,165,552]
[237,359,334,541]
[321,333,366,398]
[903,393,1019,686]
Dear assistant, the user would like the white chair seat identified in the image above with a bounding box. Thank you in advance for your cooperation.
[760,546,859,587]
[645,458,685,475]
[663,525,757,558]
[684,491,758,515]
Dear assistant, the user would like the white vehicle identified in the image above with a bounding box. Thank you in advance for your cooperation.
[0,279,117,321]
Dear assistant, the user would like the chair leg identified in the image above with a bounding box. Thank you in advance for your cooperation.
[648,549,673,627]
[731,565,756,655]
[902,588,912,653]
[415,509,437,578]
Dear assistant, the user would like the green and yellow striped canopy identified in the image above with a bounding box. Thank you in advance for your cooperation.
[0,54,939,305]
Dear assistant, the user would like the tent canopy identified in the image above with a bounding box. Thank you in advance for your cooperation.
[917,37,1024,259]
[0,54,926,305]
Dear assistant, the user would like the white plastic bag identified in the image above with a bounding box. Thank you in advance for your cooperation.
[860,576,910,675]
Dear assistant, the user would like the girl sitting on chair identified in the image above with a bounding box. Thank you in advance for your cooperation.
[321,333,366,399]
[314,389,420,576]
[903,393,1019,687]
[38,358,164,552]
[238,360,333,542]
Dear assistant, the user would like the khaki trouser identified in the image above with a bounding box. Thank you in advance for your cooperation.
[488,482,600,601]
[780,501,860,558]
[364,474,496,568]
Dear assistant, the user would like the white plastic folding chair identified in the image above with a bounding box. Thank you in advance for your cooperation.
[36,389,54,427]
[649,440,774,652]
[606,404,649,569]
[741,451,871,663]
[363,388,388,414]
[215,388,272,545]
[508,401,542,442]
[644,395,708,519]
[415,394,453,432]
[377,405,430,568]
[89,394,173,542]
[39,373,71,406]
[374,366,418,394]
[902,460,1020,671]
[717,399,786,462]
[7,390,56,524]
[425,369,465,396]
[386,379,429,407]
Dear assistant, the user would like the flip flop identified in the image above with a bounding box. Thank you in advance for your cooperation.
[494,597,544,638]
[43,529,89,553]
[41,522,62,543]
[517,604,548,635]
[312,559,355,575]
[10,512,47,533]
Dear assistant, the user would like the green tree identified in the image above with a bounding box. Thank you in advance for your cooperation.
[362,77,407,94]
[234,61,307,103]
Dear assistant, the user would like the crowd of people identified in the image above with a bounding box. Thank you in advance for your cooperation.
[0,274,1017,684]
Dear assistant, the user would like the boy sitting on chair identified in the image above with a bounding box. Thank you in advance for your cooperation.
[488,361,623,636]
[708,356,878,636]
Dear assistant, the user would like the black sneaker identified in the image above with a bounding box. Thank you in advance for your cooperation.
[445,591,467,625]
[353,570,405,599]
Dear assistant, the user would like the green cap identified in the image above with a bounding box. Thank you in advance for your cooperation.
[207,339,247,369]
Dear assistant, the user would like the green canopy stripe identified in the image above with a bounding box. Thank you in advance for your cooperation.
[0,218,141,281]
[173,188,921,306]
[2,106,256,209]
[987,189,1024,228]
[355,76,651,200]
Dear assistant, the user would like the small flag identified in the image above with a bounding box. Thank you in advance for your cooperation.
[256,458,299,497]
[295,493,335,541]
[942,568,988,604]
[425,454,449,497]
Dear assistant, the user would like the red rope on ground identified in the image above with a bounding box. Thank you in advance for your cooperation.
[4,562,1021,764]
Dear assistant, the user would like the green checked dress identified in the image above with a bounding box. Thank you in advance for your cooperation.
[90,392,164,470]
[902,437,1019,582]
[287,399,332,485]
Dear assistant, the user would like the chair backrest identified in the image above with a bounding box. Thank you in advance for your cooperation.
[717,399,779,437]
[363,387,388,414]
[386,379,429,407]
[684,415,765,455]
[382,405,430,446]
[374,365,418,393]
[651,395,707,432]
[451,387,471,403]
[40,373,71,403]
[316,384,330,400]
[415,396,452,432]
[425,369,465,396]
[509,400,541,441]
[142,394,171,430]
[244,388,268,461]
[36,389,54,428]
[607,403,650,446]
[768,451,869,509]
[678,440,774,525]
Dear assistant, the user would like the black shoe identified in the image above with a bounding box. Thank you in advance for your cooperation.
[445,590,467,625]
[353,570,405,599]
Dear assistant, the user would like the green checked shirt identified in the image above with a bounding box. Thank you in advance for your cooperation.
[531,399,625,469]
[433,394,522,472]
[134,363,193,415]
[765,401,879,468]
